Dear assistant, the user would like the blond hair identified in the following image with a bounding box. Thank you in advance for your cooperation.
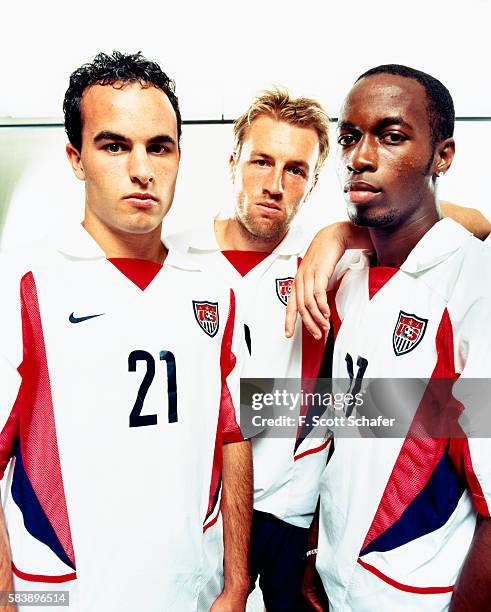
[233,88,330,174]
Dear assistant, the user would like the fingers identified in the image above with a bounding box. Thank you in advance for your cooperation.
[302,565,324,611]
[306,270,331,334]
[303,591,325,612]
[294,269,324,340]
[285,283,298,338]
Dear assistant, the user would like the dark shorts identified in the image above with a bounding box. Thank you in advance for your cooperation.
[249,509,311,612]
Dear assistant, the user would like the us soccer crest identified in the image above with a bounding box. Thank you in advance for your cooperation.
[393,311,428,356]
[193,301,219,337]
[276,277,294,306]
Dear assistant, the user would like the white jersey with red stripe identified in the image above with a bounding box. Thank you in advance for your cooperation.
[0,223,245,612]
[168,222,330,528]
[317,218,491,611]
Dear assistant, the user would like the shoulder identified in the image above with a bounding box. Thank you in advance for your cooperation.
[450,234,491,303]
[0,239,54,284]
[165,220,216,252]
[332,249,369,286]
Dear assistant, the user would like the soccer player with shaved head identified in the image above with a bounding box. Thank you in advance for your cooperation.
[301,65,491,612]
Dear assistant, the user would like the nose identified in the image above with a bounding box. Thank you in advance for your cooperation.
[347,135,377,174]
[129,146,154,186]
[263,166,284,199]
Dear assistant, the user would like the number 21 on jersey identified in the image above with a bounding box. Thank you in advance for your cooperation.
[128,349,177,427]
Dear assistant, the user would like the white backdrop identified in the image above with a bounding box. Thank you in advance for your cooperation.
[0,120,488,251]
[1,0,490,247]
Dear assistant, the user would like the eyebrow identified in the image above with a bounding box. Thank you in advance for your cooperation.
[375,116,413,131]
[250,151,309,169]
[148,134,177,146]
[93,131,177,146]
[338,117,412,132]
[94,131,128,143]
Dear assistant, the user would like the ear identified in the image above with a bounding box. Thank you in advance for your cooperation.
[66,143,85,181]
[228,153,237,182]
[432,137,455,178]
[304,174,319,203]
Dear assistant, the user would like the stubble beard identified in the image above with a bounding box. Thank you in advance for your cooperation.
[347,206,398,228]
[235,198,290,245]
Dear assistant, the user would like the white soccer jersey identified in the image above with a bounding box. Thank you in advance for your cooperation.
[0,223,245,612]
[168,222,330,528]
[317,219,491,611]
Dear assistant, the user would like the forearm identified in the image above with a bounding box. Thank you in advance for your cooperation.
[450,515,491,611]
[221,440,253,597]
[318,221,372,252]
[441,201,491,240]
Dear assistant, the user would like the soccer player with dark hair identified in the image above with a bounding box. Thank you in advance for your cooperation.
[0,51,252,611]
[298,65,491,611]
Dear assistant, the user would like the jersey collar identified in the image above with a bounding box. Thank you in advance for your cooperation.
[55,222,106,259]
[54,221,201,271]
[347,218,473,274]
[180,218,305,256]
[163,240,202,271]
[401,218,472,273]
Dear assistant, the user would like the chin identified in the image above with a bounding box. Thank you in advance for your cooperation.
[119,219,162,235]
[239,213,288,243]
[252,220,288,242]
[348,205,397,228]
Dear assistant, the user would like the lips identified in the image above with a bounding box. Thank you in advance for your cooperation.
[344,181,381,205]
[124,193,159,207]
[256,202,281,212]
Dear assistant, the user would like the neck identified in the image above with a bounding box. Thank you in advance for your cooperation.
[82,216,166,264]
[214,218,284,252]
[368,205,441,268]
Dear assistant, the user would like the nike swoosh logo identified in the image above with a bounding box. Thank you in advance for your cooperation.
[69,312,105,324]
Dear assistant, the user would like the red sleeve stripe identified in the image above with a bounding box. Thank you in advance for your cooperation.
[327,284,342,342]
[0,404,20,480]
[220,289,236,380]
[357,558,453,594]
[294,435,332,462]
[219,290,243,441]
[12,562,76,584]
[18,273,75,568]
[203,505,221,533]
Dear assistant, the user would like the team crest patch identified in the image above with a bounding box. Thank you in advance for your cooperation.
[276,277,294,306]
[193,301,219,337]
[393,311,428,356]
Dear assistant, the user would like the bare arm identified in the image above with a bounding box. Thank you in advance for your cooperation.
[285,221,372,340]
[449,515,491,611]
[286,203,491,339]
[441,201,491,240]
[210,440,252,612]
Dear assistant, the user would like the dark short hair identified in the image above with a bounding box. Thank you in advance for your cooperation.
[63,51,182,151]
[356,64,454,147]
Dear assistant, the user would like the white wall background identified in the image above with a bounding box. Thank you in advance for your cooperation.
[1,0,490,248]
[0,3,489,609]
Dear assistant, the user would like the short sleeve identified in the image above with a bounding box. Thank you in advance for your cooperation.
[450,298,491,516]
[219,289,250,443]
[0,262,26,478]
